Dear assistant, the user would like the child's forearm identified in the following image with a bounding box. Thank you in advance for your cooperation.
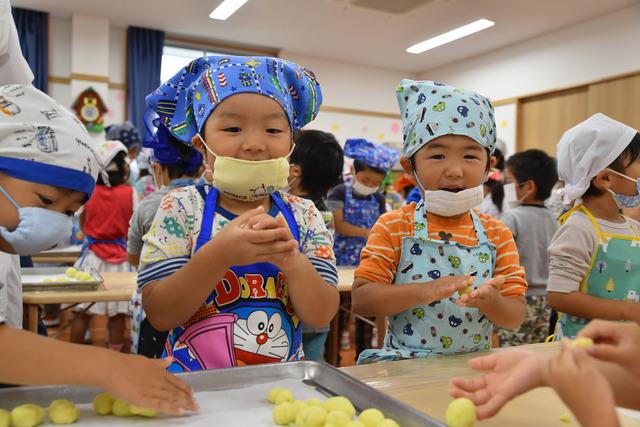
[283,253,339,327]
[142,242,231,331]
[478,295,526,330]
[334,219,368,238]
[352,278,431,317]
[548,291,639,323]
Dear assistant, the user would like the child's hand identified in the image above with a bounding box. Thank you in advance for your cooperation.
[101,354,197,415]
[547,340,619,427]
[245,214,299,272]
[417,275,474,305]
[579,319,640,376]
[457,276,505,309]
[449,350,550,419]
[210,206,298,267]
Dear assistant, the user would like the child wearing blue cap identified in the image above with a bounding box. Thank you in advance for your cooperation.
[139,55,339,372]
[0,84,196,414]
[352,80,527,363]
[328,138,399,266]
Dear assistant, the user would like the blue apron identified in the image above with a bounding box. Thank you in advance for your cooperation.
[162,187,304,372]
[334,181,380,266]
[77,236,128,266]
[357,200,496,364]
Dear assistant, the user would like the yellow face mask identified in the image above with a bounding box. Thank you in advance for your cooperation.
[198,134,293,202]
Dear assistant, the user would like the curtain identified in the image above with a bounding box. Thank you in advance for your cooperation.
[11,7,48,92]
[127,26,165,135]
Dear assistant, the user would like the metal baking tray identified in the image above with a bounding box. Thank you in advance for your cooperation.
[0,361,445,426]
[20,267,103,292]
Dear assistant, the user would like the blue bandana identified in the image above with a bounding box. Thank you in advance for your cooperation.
[344,138,399,172]
[105,122,142,150]
[396,79,496,158]
[146,55,322,144]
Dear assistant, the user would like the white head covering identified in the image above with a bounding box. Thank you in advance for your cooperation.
[0,84,100,197]
[95,140,127,186]
[0,0,34,85]
[557,113,637,204]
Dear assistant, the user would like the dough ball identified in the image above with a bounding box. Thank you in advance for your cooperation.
[359,408,385,427]
[306,398,323,407]
[65,268,78,278]
[0,409,10,427]
[376,419,400,427]
[273,402,298,425]
[267,387,285,404]
[54,276,67,283]
[43,277,54,283]
[111,399,132,417]
[343,422,365,427]
[274,389,294,405]
[76,272,93,281]
[92,393,115,415]
[445,398,476,427]
[326,410,351,427]
[130,405,158,418]
[10,404,45,427]
[295,405,327,427]
[459,285,473,296]
[571,337,593,348]
[324,396,356,419]
[48,400,80,424]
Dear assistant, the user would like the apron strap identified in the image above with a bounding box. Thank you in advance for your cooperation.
[413,200,430,241]
[469,210,490,245]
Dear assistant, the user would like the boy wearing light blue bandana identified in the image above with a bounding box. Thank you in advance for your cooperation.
[352,80,527,364]
[139,55,339,372]
[0,84,195,414]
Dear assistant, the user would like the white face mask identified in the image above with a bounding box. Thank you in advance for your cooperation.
[414,171,485,217]
[503,183,521,210]
[352,179,379,196]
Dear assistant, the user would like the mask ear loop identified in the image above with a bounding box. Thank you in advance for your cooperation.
[0,185,21,209]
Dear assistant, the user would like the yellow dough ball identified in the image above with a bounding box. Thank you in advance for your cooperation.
[324,397,356,419]
[92,393,115,415]
[268,387,286,404]
[326,410,351,427]
[65,268,78,278]
[294,400,308,411]
[359,408,385,427]
[274,389,295,405]
[273,402,298,425]
[571,337,594,348]
[130,405,158,418]
[111,399,132,417]
[0,409,10,427]
[10,404,45,427]
[459,285,473,296]
[48,400,80,425]
[344,422,365,427]
[445,398,476,427]
[325,424,338,427]
[54,276,67,282]
[43,277,54,283]
[376,419,400,427]
[306,398,323,407]
[76,272,93,281]
[295,405,327,427]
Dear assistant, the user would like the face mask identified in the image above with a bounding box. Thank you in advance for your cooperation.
[282,175,298,194]
[352,179,379,197]
[503,183,521,210]
[607,169,640,208]
[415,171,485,217]
[198,134,293,202]
[0,186,73,255]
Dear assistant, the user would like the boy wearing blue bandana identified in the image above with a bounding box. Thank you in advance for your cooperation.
[0,84,195,414]
[139,56,339,372]
[352,80,527,363]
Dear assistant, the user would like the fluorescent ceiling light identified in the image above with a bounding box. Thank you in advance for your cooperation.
[209,0,248,20]
[407,19,495,54]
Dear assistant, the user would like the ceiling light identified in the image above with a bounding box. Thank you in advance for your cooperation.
[407,19,495,54]
[209,0,248,20]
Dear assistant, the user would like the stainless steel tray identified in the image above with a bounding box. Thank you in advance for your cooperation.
[0,361,445,426]
[20,267,103,292]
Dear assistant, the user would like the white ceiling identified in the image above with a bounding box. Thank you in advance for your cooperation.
[12,0,640,73]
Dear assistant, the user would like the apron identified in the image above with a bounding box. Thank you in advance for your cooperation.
[77,236,127,266]
[161,187,304,372]
[357,200,496,364]
[334,181,380,266]
[556,205,640,338]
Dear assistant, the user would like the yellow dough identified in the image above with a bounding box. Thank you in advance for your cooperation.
[76,272,93,281]
[43,277,54,283]
[324,396,356,419]
[268,387,286,403]
[359,408,385,427]
[306,398,323,407]
[571,337,594,348]
[273,402,298,425]
[295,405,327,427]
[376,419,400,427]
[343,422,365,427]
[10,404,45,427]
[559,413,571,423]
[326,410,351,427]
[54,276,67,283]
[459,285,474,296]
[0,409,10,427]
[445,398,476,427]
[65,268,78,278]
[294,400,308,411]
[111,399,132,417]
[130,405,158,418]
[48,400,80,425]
[92,393,115,415]
[274,389,295,405]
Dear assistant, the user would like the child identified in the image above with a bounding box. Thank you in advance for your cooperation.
[351,80,527,364]
[287,129,344,361]
[477,140,506,218]
[132,151,156,199]
[328,138,398,266]
[139,55,339,372]
[450,320,640,426]
[0,84,195,413]
[70,140,136,352]
[105,122,142,184]
[548,113,640,338]
[128,110,203,357]
[498,149,558,345]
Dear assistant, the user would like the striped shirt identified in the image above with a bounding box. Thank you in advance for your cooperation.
[355,203,527,297]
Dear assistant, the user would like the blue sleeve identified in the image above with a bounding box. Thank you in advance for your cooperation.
[406,187,422,204]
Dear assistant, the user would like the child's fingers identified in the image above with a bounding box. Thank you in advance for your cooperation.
[245,227,293,243]
[578,319,621,344]
[467,353,500,372]
[449,376,488,393]
[255,240,298,255]
[232,206,265,225]
[246,214,278,230]
[585,343,622,365]
[484,275,505,290]
[476,395,510,420]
